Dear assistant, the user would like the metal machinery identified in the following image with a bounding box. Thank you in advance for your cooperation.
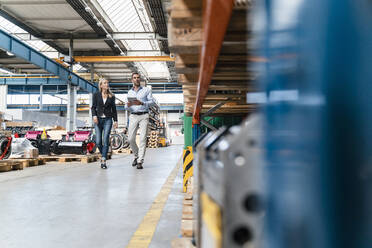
[53,130,95,155]
[195,115,264,248]
[25,130,54,155]
[193,0,372,247]
[0,135,12,160]
[255,0,372,247]
[157,124,167,147]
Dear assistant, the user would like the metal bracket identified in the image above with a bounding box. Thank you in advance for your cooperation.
[201,119,217,131]
[201,101,228,118]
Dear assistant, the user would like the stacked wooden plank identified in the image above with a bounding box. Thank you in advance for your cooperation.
[168,0,256,116]
[112,148,132,154]
[147,131,160,148]
[39,154,101,164]
[172,176,196,247]
[0,158,46,172]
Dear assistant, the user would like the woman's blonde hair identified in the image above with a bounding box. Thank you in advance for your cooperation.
[98,78,114,98]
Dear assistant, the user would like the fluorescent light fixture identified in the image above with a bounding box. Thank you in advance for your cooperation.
[0,68,13,74]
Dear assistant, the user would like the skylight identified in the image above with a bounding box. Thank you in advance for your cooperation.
[96,0,170,79]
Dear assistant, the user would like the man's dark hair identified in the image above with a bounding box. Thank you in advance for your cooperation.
[132,72,140,79]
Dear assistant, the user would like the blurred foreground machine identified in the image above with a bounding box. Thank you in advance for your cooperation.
[253,0,372,247]
[194,114,265,248]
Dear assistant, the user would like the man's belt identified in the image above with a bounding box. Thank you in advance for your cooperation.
[131,112,148,115]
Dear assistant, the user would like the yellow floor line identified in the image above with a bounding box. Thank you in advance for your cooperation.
[126,156,183,248]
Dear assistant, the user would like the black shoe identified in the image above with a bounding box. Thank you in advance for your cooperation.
[101,161,107,169]
[132,158,138,167]
[137,163,143,169]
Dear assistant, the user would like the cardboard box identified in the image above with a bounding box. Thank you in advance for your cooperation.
[24,148,39,158]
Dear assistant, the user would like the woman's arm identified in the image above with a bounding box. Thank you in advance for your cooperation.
[91,93,99,124]
[112,96,118,128]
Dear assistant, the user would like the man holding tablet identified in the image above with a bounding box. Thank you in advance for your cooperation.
[126,72,154,169]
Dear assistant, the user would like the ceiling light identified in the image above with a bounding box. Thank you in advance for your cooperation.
[120,52,125,56]
[0,68,12,74]
[84,6,92,12]
[106,34,112,39]
[96,22,103,27]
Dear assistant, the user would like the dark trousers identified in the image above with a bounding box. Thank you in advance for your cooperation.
[95,117,112,160]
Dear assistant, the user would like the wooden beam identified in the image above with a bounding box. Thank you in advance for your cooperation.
[186,93,245,99]
[168,25,201,54]
[170,0,203,28]
[176,54,266,67]
[184,99,248,105]
[182,85,252,91]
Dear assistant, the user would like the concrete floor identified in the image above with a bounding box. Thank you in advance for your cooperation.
[0,145,184,248]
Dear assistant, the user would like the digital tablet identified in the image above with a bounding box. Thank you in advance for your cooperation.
[127,96,137,102]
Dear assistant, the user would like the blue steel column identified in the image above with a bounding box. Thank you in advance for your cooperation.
[0,85,7,112]
[66,38,76,131]
[256,0,372,248]
[39,84,43,111]
[192,124,201,145]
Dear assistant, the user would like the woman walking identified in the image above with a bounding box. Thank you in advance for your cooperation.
[91,78,118,169]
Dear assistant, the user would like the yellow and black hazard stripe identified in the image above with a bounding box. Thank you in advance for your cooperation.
[183,146,193,192]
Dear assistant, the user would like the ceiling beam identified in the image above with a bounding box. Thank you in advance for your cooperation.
[0,8,67,54]
[66,56,175,63]
[12,32,168,41]
[0,1,66,5]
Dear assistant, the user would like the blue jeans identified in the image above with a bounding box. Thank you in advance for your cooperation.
[95,117,113,160]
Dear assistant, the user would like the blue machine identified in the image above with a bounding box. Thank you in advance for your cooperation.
[255,0,372,247]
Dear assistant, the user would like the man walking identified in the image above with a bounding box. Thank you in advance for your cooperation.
[127,72,154,169]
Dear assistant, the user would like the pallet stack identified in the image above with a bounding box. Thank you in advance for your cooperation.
[172,177,196,248]
[40,154,101,164]
[112,148,132,154]
[147,131,159,148]
[169,0,255,116]
[0,158,46,172]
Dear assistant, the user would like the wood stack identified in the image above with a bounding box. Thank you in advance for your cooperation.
[172,176,196,247]
[168,0,256,116]
[0,157,46,172]
[112,148,132,154]
[40,154,100,164]
[4,121,34,128]
[147,131,159,148]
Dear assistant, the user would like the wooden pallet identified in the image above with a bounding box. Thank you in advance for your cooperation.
[171,237,195,248]
[113,148,132,154]
[10,158,46,169]
[181,175,195,238]
[0,160,22,172]
[147,131,160,148]
[40,154,100,164]
[181,220,194,237]
[148,145,159,148]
